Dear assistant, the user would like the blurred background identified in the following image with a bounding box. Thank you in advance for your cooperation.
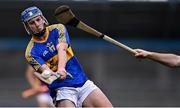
[1,0,180,107]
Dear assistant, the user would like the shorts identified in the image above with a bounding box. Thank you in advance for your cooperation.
[55,80,98,107]
[36,92,54,106]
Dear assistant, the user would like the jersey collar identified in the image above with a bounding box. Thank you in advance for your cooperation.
[32,27,49,43]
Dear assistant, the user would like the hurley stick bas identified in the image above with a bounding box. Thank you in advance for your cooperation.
[54,5,137,54]
[34,71,73,85]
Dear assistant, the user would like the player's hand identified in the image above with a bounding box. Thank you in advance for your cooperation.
[56,68,67,80]
[134,49,151,58]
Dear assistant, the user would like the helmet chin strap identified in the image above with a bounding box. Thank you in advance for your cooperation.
[33,28,46,37]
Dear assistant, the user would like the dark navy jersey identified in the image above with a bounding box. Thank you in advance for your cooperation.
[25,24,88,90]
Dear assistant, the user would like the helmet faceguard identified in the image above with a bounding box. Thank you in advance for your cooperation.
[21,6,49,35]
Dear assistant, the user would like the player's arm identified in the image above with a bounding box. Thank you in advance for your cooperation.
[56,42,68,80]
[38,64,52,73]
[25,47,58,83]
[134,49,180,67]
[55,24,69,80]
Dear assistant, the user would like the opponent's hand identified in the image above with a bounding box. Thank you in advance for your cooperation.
[22,85,48,98]
[134,49,151,59]
[32,85,48,92]
[56,68,67,80]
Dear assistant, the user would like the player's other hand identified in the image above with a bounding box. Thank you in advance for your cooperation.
[134,49,151,59]
[56,68,67,80]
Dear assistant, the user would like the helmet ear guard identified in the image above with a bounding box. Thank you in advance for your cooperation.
[21,6,49,35]
[22,22,30,35]
[42,15,49,26]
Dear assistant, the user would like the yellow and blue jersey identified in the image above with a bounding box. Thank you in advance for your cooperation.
[25,24,88,90]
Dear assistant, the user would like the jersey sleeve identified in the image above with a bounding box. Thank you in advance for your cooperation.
[25,41,45,71]
[54,24,70,46]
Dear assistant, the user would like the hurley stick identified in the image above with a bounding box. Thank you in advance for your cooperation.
[54,5,137,54]
[34,71,73,85]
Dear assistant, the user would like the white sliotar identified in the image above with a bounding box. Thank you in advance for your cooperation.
[41,70,52,79]
[35,70,73,85]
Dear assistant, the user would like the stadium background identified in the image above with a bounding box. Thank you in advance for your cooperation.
[0,0,180,106]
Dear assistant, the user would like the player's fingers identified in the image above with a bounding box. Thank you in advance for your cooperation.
[135,53,146,59]
[57,71,67,80]
[135,53,141,57]
[60,73,67,80]
[134,49,145,54]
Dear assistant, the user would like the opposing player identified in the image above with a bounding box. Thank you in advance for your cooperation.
[23,64,54,107]
[21,6,112,107]
[134,49,180,67]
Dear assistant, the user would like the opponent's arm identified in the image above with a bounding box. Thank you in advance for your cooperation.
[25,65,40,88]
[22,65,48,98]
[134,49,180,67]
